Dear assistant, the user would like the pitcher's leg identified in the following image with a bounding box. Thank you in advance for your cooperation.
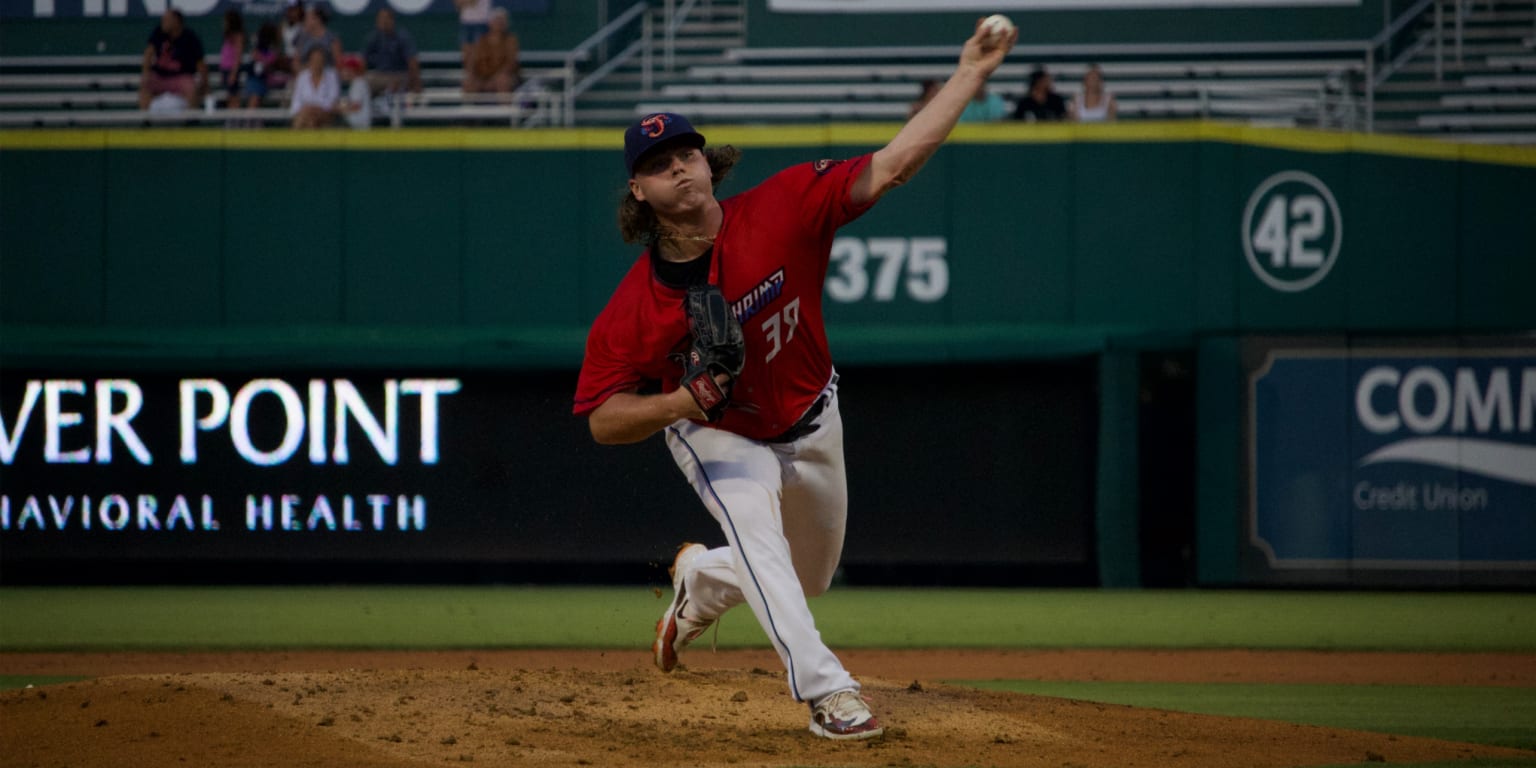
[666,422,856,702]
[679,546,743,620]
[778,403,848,599]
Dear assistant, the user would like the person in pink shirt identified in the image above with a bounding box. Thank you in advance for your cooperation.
[218,9,246,109]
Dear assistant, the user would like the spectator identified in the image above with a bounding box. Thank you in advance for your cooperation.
[241,23,281,109]
[291,2,343,76]
[290,46,339,128]
[463,8,519,96]
[907,78,940,120]
[218,9,246,109]
[454,0,493,72]
[337,54,373,130]
[279,0,304,60]
[1071,63,1118,122]
[1012,66,1067,122]
[363,8,422,97]
[137,9,208,111]
[959,84,1008,122]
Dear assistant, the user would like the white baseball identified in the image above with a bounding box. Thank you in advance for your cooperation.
[979,14,1016,43]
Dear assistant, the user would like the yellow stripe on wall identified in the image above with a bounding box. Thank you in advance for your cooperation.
[2,121,1533,168]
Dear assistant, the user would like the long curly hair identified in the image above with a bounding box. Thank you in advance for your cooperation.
[616,145,742,245]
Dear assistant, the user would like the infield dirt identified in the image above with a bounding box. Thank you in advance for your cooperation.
[3,649,1533,768]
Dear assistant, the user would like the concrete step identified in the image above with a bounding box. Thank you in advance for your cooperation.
[1486,54,1536,69]
[1408,41,1536,57]
[1372,118,1426,132]
[1396,59,1507,75]
[1441,91,1536,107]
[609,53,736,75]
[1373,74,1536,92]
[1452,8,1536,23]
[1370,98,1459,113]
[648,5,745,23]
[660,21,745,35]
[654,35,746,50]
[1418,110,1536,127]
[1463,72,1536,86]
[1421,24,1534,39]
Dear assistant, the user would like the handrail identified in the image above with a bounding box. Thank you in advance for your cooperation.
[563,0,648,127]
[571,36,648,107]
[1360,0,1444,131]
[1370,0,1437,47]
[663,0,707,72]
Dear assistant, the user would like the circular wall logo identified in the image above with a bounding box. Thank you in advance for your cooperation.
[1241,170,1342,293]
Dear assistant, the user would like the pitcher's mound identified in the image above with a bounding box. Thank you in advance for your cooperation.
[1,665,1527,767]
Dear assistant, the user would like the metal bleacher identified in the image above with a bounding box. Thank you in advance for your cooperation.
[1370,0,1536,142]
[645,0,1532,142]
[0,49,582,128]
[3,0,1533,143]
[637,52,1370,127]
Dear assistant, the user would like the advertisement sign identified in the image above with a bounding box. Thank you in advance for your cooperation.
[0,369,704,567]
[1249,342,1536,575]
[0,364,1098,578]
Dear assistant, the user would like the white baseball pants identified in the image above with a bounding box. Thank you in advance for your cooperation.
[663,378,857,704]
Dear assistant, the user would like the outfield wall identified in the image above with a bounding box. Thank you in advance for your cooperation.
[3,125,1531,343]
[1,124,1533,586]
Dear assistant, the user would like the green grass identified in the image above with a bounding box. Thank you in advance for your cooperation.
[3,587,1536,651]
[2,587,1534,651]
[3,587,1532,766]
[1311,761,1536,768]
[964,680,1536,751]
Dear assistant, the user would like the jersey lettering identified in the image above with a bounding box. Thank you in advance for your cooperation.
[731,268,786,325]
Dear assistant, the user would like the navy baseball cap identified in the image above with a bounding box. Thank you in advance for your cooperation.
[624,112,706,176]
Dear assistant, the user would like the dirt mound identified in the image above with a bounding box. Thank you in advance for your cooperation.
[3,661,1529,768]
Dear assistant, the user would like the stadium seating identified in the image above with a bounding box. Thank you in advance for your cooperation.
[2,0,1531,143]
[1371,0,1536,142]
[0,50,579,128]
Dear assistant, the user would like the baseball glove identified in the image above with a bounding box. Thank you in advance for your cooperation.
[680,283,745,422]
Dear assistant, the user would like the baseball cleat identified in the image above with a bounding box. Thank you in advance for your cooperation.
[808,689,884,740]
[653,542,711,672]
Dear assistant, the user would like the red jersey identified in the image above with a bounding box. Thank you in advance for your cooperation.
[574,154,875,441]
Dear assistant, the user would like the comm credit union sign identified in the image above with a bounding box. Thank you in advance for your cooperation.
[1249,346,1536,571]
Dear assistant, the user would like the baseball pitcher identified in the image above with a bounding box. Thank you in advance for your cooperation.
[573,17,1018,740]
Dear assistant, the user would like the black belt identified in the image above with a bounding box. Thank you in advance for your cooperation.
[765,393,830,444]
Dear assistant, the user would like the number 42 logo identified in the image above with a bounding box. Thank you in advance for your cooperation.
[1241,171,1343,293]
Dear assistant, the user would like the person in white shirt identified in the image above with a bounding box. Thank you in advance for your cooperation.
[290,47,339,128]
[1070,63,1118,122]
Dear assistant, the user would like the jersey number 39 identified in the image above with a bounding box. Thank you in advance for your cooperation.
[760,297,801,363]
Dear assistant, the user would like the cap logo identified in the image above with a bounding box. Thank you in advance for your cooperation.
[640,114,669,138]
